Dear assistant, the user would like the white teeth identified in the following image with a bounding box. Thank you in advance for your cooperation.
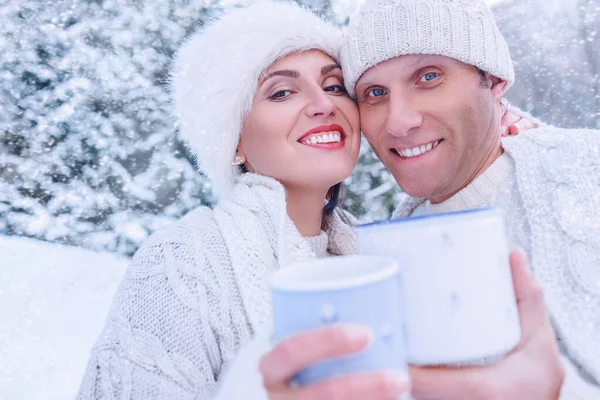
[302,131,342,145]
[397,140,441,158]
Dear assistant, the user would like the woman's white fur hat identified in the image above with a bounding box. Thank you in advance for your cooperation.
[170,1,343,200]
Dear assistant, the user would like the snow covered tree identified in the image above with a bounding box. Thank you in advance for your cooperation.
[1,0,222,255]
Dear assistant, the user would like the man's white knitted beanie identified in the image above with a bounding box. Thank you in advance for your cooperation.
[341,0,515,97]
[170,1,343,200]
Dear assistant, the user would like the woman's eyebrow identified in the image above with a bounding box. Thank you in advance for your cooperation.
[259,64,340,85]
[260,69,299,84]
[321,64,341,75]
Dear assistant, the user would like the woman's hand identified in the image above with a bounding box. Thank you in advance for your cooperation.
[260,324,411,400]
[500,98,542,136]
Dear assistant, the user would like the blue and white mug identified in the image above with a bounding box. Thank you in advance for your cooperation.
[355,208,521,366]
[269,255,406,385]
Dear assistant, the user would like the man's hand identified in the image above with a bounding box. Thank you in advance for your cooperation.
[409,248,565,400]
[259,324,410,400]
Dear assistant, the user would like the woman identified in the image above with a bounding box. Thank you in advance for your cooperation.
[77,2,361,399]
[77,2,533,399]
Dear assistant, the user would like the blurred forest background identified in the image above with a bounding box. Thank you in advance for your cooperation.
[1,0,598,256]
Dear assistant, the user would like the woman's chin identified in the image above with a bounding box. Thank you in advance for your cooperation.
[265,160,355,192]
[307,169,353,191]
[319,163,354,183]
[280,174,346,193]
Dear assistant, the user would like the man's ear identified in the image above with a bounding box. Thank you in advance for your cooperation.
[489,75,508,100]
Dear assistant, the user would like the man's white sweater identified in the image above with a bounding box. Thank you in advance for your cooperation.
[394,127,600,398]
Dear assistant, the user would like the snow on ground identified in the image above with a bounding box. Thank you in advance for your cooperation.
[0,235,128,400]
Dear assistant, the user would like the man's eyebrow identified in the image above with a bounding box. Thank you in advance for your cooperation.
[408,54,432,69]
[321,64,341,75]
[260,69,299,83]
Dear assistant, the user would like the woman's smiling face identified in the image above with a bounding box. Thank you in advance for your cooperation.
[238,50,361,192]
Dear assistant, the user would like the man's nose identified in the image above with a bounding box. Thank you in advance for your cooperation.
[385,93,423,138]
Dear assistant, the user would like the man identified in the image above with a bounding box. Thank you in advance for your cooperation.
[341,0,600,397]
[216,1,600,398]
[345,0,598,397]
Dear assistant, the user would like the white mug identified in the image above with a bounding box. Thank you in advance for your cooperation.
[355,208,521,366]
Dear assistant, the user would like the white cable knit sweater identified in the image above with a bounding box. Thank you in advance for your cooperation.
[394,127,600,398]
[214,127,600,400]
[76,173,357,399]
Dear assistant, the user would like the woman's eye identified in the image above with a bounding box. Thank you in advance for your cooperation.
[269,90,292,100]
[325,85,347,94]
[420,72,439,82]
[367,88,387,97]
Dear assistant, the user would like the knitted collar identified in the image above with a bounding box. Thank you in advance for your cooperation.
[413,152,514,216]
[215,173,358,330]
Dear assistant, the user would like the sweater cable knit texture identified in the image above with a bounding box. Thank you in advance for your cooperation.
[76,173,357,399]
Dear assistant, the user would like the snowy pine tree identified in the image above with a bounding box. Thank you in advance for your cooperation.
[0,0,221,255]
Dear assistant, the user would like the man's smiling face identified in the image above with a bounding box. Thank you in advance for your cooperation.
[355,54,507,203]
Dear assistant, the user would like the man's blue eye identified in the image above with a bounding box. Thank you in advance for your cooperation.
[368,88,386,97]
[422,72,438,82]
